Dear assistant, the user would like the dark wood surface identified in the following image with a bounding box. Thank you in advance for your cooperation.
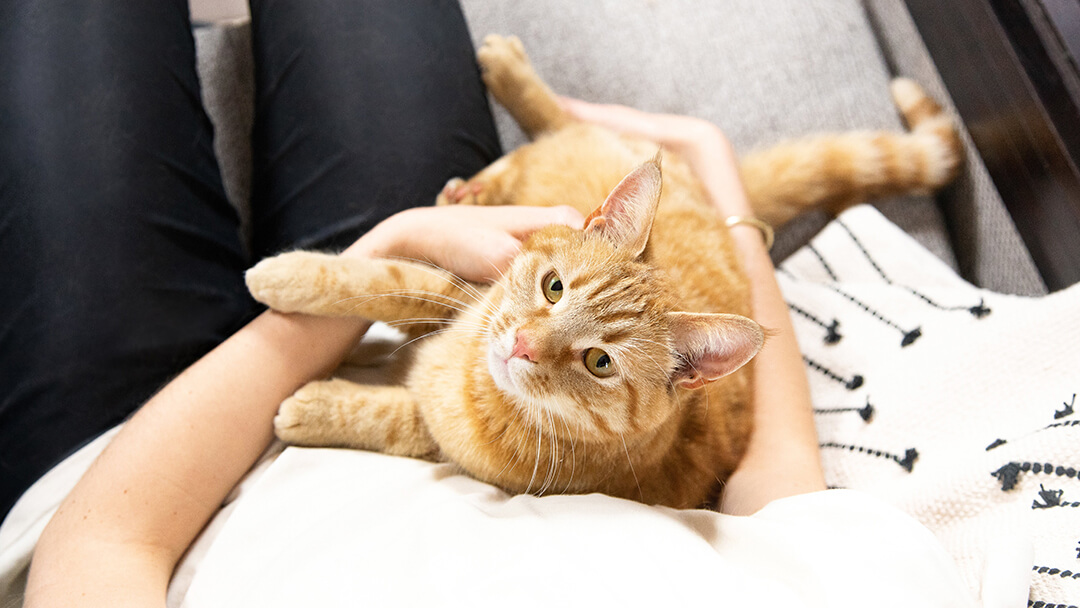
[904,0,1080,291]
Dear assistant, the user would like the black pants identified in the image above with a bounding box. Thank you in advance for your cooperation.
[0,0,501,521]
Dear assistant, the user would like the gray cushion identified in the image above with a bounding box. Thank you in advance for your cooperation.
[195,1,968,273]
[459,0,956,265]
[864,0,1046,294]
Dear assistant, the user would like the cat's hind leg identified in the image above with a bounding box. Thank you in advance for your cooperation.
[436,35,570,208]
[477,34,570,139]
[275,379,438,458]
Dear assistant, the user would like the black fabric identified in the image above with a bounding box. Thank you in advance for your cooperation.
[0,0,500,522]
[249,0,502,256]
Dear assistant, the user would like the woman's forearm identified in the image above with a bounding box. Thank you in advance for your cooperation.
[692,133,826,515]
[720,227,826,515]
[25,311,370,607]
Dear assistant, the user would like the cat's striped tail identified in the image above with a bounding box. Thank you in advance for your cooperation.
[739,78,962,227]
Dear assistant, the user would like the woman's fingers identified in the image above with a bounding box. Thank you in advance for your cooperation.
[559,96,662,140]
[347,205,586,283]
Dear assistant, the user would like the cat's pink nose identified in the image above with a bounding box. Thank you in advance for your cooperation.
[510,331,538,362]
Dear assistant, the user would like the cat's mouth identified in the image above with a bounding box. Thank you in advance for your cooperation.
[486,343,526,397]
[485,331,537,399]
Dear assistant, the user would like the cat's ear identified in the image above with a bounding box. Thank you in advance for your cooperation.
[583,152,662,257]
[668,312,764,389]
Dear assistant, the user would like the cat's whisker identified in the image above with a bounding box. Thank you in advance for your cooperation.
[332,286,473,310]
[689,359,710,417]
[478,280,508,323]
[486,272,509,291]
[551,412,561,495]
[493,412,530,484]
[492,455,515,484]
[489,401,526,482]
[499,400,530,487]
[481,416,516,448]
[622,338,683,408]
[480,255,509,284]
[331,292,481,322]
[669,351,705,412]
[382,322,488,345]
[541,407,559,497]
[480,303,500,326]
[526,401,544,496]
[471,304,497,330]
[386,327,482,358]
[384,318,488,333]
[533,414,548,494]
[366,289,483,320]
[518,404,534,494]
[379,254,488,306]
[559,414,577,493]
[621,433,644,503]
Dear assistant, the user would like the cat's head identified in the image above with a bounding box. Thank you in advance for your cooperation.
[484,156,763,439]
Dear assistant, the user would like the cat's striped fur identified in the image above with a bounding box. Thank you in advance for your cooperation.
[246,35,960,508]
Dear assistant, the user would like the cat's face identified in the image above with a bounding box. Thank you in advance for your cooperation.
[485,226,681,438]
[481,156,764,441]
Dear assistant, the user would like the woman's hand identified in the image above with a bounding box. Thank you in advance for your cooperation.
[559,96,719,155]
[345,204,585,282]
[559,97,753,219]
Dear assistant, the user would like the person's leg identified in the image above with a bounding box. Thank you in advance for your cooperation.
[0,1,253,520]
[249,0,502,256]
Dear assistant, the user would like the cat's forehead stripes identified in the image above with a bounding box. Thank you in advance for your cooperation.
[596,309,643,325]
[600,326,636,345]
[563,258,654,299]
[576,274,637,302]
[522,233,564,259]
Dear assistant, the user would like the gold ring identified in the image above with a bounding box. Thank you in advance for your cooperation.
[725,215,774,251]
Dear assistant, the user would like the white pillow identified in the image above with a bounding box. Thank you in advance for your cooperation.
[177,448,978,608]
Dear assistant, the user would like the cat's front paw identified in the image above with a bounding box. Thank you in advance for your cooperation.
[274,381,335,445]
[245,251,336,313]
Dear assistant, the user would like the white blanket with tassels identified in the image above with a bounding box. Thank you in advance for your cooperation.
[780,205,1080,606]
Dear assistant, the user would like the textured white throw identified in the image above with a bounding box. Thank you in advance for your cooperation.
[780,206,1080,607]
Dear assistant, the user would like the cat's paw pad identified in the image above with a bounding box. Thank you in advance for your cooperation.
[436,177,485,206]
[477,34,532,94]
[436,177,466,205]
[274,382,330,443]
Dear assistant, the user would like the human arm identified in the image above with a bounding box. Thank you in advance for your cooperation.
[561,98,826,515]
[719,209,828,515]
[24,203,583,608]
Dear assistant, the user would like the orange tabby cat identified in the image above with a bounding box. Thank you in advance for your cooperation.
[245,35,960,508]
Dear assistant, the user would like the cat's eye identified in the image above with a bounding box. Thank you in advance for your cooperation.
[583,348,616,378]
[542,271,563,304]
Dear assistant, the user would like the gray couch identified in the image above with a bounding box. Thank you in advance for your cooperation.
[193,0,1048,296]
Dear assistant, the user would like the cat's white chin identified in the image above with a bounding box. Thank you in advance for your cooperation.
[486,347,526,398]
